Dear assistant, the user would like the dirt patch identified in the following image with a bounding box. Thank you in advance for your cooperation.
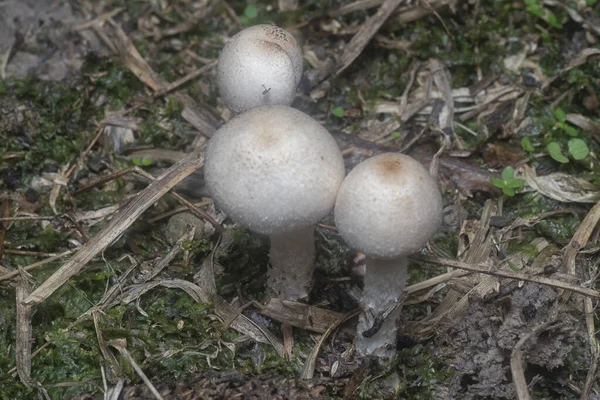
[0,0,102,80]
[437,282,586,398]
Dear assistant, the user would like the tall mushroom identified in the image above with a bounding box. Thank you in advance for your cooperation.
[217,24,303,113]
[204,105,345,301]
[334,153,443,361]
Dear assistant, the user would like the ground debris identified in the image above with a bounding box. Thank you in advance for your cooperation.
[70,371,339,400]
[437,282,584,399]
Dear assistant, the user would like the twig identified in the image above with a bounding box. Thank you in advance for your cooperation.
[411,254,600,299]
[155,60,217,96]
[0,250,74,283]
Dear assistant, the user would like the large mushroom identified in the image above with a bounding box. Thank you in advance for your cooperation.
[334,153,443,361]
[217,25,303,113]
[204,105,345,301]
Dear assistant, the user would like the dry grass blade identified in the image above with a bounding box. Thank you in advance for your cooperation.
[510,319,558,400]
[301,310,360,380]
[92,19,217,137]
[155,60,217,97]
[114,277,284,355]
[0,249,74,283]
[562,200,600,275]
[581,297,599,400]
[521,165,600,204]
[330,0,383,17]
[411,254,600,299]
[192,243,285,355]
[258,298,347,333]
[109,339,164,400]
[15,271,33,387]
[141,226,194,283]
[92,311,122,383]
[23,150,205,306]
[336,0,405,76]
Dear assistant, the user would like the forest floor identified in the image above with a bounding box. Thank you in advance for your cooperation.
[1,0,600,399]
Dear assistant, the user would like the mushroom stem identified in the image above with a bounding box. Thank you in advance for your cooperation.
[356,256,408,361]
[268,226,315,301]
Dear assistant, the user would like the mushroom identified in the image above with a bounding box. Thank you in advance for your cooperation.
[204,105,345,301]
[334,153,443,361]
[217,25,303,113]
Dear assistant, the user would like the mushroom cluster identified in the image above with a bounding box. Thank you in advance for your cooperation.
[210,24,443,364]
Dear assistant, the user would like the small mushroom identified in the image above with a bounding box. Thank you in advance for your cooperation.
[217,24,303,113]
[334,153,443,361]
[205,105,345,301]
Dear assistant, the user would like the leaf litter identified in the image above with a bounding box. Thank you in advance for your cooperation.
[0,0,599,399]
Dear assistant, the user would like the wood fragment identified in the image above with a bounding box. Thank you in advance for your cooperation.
[259,299,347,333]
[335,0,405,76]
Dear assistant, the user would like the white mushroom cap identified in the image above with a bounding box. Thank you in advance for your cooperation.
[205,105,345,235]
[217,25,303,113]
[334,153,443,259]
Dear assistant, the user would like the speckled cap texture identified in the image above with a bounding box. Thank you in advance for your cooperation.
[217,24,303,113]
[334,153,443,259]
[205,105,345,235]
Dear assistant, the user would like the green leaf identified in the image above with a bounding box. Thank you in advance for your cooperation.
[491,178,506,189]
[331,106,345,118]
[501,166,515,181]
[506,178,526,189]
[564,125,579,137]
[547,142,569,163]
[243,4,258,19]
[568,138,589,160]
[554,107,566,123]
[521,137,535,152]
[390,131,401,139]
[546,11,562,29]
[507,261,520,271]
[132,157,153,166]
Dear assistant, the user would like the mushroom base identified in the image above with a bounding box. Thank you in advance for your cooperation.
[268,226,315,301]
[356,256,408,362]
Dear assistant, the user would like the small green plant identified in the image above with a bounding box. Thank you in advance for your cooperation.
[491,166,525,197]
[520,137,535,153]
[523,0,562,29]
[132,157,153,167]
[546,108,590,163]
[331,106,345,118]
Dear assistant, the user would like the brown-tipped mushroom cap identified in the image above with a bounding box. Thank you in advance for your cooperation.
[217,25,303,113]
[205,105,345,235]
[334,153,443,259]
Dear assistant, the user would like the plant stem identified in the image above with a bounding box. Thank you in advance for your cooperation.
[356,256,408,361]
